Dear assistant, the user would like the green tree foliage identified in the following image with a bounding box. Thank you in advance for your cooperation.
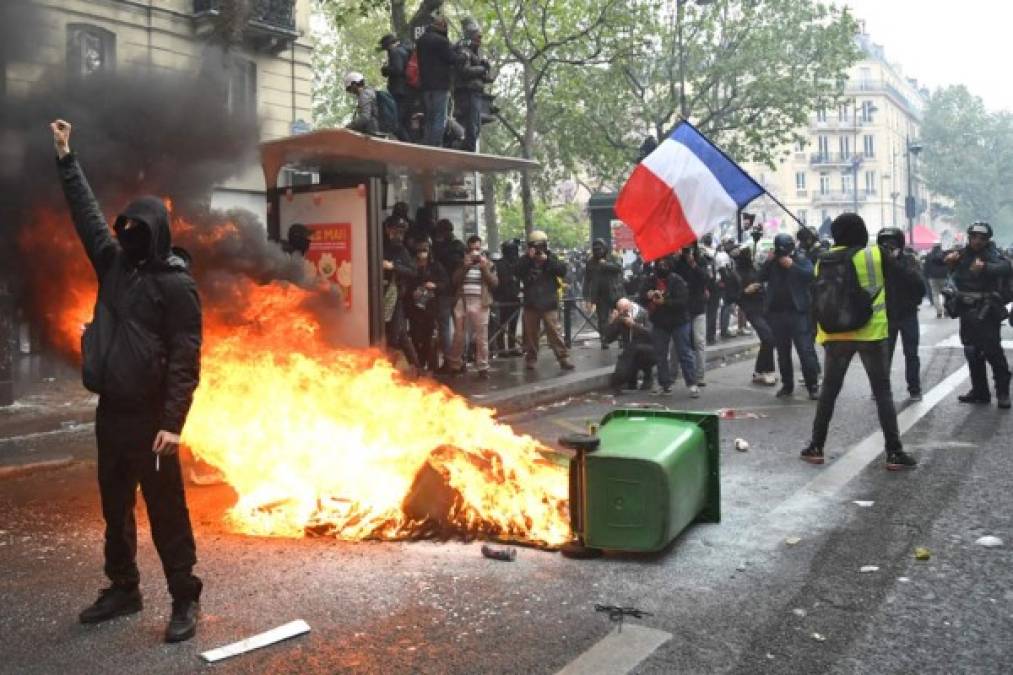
[920,85,1013,242]
[498,200,589,250]
[554,0,861,190]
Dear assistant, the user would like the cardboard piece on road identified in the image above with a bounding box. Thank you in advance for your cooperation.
[200,620,310,663]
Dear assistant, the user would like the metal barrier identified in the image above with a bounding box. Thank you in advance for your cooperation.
[487,296,600,355]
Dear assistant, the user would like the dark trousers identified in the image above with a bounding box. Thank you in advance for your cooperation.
[888,313,922,395]
[769,310,820,391]
[595,301,613,348]
[719,299,736,335]
[612,343,656,391]
[491,300,521,353]
[385,301,420,368]
[96,405,201,602]
[652,323,696,388]
[408,307,438,371]
[960,313,1011,396]
[706,289,721,341]
[811,340,902,453]
[454,91,483,152]
[744,309,775,373]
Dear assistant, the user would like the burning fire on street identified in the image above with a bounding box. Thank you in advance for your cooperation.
[19,208,572,548]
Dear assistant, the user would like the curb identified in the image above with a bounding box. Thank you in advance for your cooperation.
[481,339,758,415]
[0,456,76,479]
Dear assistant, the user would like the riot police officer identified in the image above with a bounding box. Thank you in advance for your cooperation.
[945,222,1011,409]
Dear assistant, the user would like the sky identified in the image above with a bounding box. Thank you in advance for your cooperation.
[842,0,1012,112]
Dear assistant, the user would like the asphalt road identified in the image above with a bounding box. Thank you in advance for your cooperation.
[1,308,1011,674]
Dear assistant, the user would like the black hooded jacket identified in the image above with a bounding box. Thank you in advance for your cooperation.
[57,153,202,434]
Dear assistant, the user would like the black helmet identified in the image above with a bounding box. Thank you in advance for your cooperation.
[773,233,796,256]
[876,227,906,250]
[967,221,993,239]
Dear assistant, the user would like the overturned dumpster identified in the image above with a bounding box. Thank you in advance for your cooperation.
[562,409,720,554]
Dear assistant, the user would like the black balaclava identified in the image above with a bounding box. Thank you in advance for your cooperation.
[830,213,869,248]
[118,222,151,263]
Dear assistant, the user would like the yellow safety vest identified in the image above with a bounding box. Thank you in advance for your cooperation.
[816,245,889,343]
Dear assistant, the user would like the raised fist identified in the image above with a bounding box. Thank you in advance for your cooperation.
[50,119,72,158]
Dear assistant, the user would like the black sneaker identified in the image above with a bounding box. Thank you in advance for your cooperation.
[885,450,918,471]
[776,387,794,399]
[909,390,923,402]
[79,586,143,624]
[958,391,991,404]
[800,444,824,465]
[165,599,200,643]
[807,387,820,401]
[998,394,1011,410]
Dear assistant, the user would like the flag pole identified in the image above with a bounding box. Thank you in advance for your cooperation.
[760,189,806,231]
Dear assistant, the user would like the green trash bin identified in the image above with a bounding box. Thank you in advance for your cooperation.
[565,409,720,553]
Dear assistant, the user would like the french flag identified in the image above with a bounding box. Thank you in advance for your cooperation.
[615,122,764,261]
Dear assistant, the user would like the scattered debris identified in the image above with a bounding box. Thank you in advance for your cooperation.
[914,547,931,561]
[200,620,310,663]
[975,535,1004,548]
[860,565,880,573]
[784,537,801,546]
[717,409,767,420]
[792,608,807,618]
[811,633,826,642]
[853,500,875,508]
[734,438,750,452]
[481,544,517,562]
[594,604,652,633]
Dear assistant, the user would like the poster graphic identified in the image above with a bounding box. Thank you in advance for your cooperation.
[305,223,353,308]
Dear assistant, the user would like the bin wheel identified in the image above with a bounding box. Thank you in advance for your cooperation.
[560,540,603,559]
[558,433,601,453]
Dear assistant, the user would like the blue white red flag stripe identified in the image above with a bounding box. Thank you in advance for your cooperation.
[615,121,764,261]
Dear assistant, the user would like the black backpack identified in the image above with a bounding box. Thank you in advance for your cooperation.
[813,247,881,333]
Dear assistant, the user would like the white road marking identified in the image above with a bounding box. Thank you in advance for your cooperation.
[933,334,1013,350]
[0,423,94,447]
[795,365,969,498]
[556,624,672,675]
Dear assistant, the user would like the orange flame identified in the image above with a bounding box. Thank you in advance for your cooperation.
[18,208,571,547]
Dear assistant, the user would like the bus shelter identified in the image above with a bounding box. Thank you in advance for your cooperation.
[259,128,537,350]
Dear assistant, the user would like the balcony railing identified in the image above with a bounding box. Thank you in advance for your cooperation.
[810,152,862,166]
[812,191,868,204]
[194,0,297,51]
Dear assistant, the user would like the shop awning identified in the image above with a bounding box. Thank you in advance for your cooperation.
[910,224,940,249]
[260,128,539,189]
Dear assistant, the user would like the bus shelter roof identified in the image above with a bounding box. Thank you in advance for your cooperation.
[260,128,538,189]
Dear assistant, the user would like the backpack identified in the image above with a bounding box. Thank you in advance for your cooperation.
[405,50,421,89]
[375,90,399,134]
[813,247,881,333]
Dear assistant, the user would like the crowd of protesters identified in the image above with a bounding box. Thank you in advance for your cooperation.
[343,15,495,152]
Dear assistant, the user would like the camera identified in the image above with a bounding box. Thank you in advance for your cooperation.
[413,286,434,310]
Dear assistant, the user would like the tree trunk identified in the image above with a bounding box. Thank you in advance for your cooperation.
[391,0,408,41]
[520,64,537,237]
[482,173,499,251]
[408,0,445,43]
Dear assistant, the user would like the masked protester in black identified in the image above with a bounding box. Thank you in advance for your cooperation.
[491,240,522,355]
[735,246,777,386]
[405,240,449,372]
[51,120,202,643]
[383,217,422,373]
[878,227,927,400]
[944,222,1011,408]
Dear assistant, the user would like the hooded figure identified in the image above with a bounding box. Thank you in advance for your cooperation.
[53,120,203,644]
[830,212,869,248]
[583,238,624,349]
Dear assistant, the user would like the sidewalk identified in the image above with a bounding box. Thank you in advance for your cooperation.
[445,334,759,414]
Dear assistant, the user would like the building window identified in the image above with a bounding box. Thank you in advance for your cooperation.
[798,209,808,225]
[863,135,875,158]
[865,170,876,195]
[795,172,806,191]
[819,173,830,195]
[839,136,851,159]
[841,174,854,195]
[227,58,257,118]
[795,139,806,153]
[67,24,116,79]
[861,101,875,123]
[839,104,850,122]
[818,136,829,159]
[816,107,827,122]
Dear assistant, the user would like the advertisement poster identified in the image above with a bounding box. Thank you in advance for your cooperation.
[306,222,353,308]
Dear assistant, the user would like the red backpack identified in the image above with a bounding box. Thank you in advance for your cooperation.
[405,50,421,89]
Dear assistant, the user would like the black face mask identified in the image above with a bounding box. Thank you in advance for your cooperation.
[118,224,151,263]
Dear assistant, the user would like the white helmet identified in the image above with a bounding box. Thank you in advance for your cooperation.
[343,71,365,89]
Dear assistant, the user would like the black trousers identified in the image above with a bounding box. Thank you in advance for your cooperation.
[96,405,200,602]
[768,310,820,391]
[705,289,721,341]
[811,340,902,453]
[408,307,438,371]
[612,344,656,390]
[960,313,1011,396]
[595,301,613,348]
[744,308,775,373]
[491,300,520,353]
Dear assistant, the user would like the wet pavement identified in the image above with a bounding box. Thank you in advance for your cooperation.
[1,310,1011,673]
